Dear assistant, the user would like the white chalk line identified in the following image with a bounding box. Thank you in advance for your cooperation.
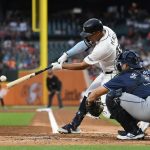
[36,108,59,133]
[48,108,59,133]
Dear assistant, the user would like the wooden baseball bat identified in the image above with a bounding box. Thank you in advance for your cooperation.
[6,65,53,88]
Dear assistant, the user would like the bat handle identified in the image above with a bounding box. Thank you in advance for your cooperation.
[35,65,53,75]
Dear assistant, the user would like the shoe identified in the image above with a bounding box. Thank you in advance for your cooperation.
[117,129,144,140]
[57,123,81,134]
[117,130,127,136]
[138,121,150,132]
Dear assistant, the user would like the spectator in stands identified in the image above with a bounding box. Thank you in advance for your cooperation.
[46,70,63,108]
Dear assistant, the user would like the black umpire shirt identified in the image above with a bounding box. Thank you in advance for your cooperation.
[46,75,62,92]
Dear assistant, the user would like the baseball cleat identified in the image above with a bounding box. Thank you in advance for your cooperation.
[117,128,144,140]
[57,123,81,134]
[117,130,127,136]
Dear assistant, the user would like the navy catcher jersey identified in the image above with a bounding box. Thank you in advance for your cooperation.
[104,70,150,99]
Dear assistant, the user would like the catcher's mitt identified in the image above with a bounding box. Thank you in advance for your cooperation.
[86,99,104,117]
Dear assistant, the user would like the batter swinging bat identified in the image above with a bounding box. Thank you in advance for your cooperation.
[6,65,53,88]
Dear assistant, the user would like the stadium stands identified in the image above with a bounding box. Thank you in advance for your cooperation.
[0,1,149,80]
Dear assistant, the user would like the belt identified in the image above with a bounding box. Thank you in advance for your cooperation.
[105,71,113,74]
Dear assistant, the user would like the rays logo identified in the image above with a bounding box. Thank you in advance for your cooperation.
[130,73,138,79]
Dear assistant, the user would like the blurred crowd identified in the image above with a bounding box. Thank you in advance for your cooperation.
[0,2,150,78]
[0,10,32,40]
[0,40,40,70]
[0,11,40,72]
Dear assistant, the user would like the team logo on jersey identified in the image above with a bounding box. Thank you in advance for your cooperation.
[130,73,138,79]
[142,70,150,81]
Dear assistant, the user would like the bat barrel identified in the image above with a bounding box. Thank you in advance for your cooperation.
[6,65,52,88]
[6,73,35,88]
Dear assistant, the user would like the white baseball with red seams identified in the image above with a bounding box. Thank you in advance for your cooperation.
[0,75,7,82]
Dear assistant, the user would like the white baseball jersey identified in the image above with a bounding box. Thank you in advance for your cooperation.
[84,26,118,105]
[84,26,118,73]
[83,26,119,118]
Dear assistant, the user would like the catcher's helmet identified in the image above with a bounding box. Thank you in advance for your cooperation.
[80,18,103,38]
[116,50,142,71]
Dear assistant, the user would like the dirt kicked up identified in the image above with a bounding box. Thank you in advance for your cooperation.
[0,108,150,146]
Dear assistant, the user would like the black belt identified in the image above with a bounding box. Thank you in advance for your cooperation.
[105,71,113,74]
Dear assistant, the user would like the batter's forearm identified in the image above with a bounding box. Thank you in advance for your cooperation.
[62,63,89,70]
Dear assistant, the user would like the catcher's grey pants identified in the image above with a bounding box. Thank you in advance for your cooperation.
[120,93,150,122]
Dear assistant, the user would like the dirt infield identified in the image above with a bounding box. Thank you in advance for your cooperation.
[0,108,150,145]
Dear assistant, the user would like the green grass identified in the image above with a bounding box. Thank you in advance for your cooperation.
[2,105,42,110]
[0,145,150,150]
[0,113,35,126]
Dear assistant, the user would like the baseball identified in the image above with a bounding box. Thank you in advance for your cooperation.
[0,75,7,82]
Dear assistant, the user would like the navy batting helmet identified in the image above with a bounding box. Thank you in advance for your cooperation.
[80,18,103,38]
[116,50,142,71]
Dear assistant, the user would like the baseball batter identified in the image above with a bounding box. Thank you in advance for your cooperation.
[52,18,120,133]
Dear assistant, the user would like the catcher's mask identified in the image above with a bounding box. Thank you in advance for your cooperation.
[115,50,142,72]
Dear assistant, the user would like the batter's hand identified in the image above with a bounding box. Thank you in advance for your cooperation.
[58,52,68,64]
[52,62,62,70]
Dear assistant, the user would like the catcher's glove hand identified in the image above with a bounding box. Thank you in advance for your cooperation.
[86,98,104,117]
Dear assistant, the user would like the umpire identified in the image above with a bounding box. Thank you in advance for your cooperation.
[87,50,150,140]
[46,70,63,108]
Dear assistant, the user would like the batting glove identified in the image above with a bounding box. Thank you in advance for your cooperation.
[58,52,68,64]
[52,62,62,70]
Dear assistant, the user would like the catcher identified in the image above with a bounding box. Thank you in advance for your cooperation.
[87,50,150,140]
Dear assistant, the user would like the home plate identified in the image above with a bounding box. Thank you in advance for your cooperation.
[36,108,51,112]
